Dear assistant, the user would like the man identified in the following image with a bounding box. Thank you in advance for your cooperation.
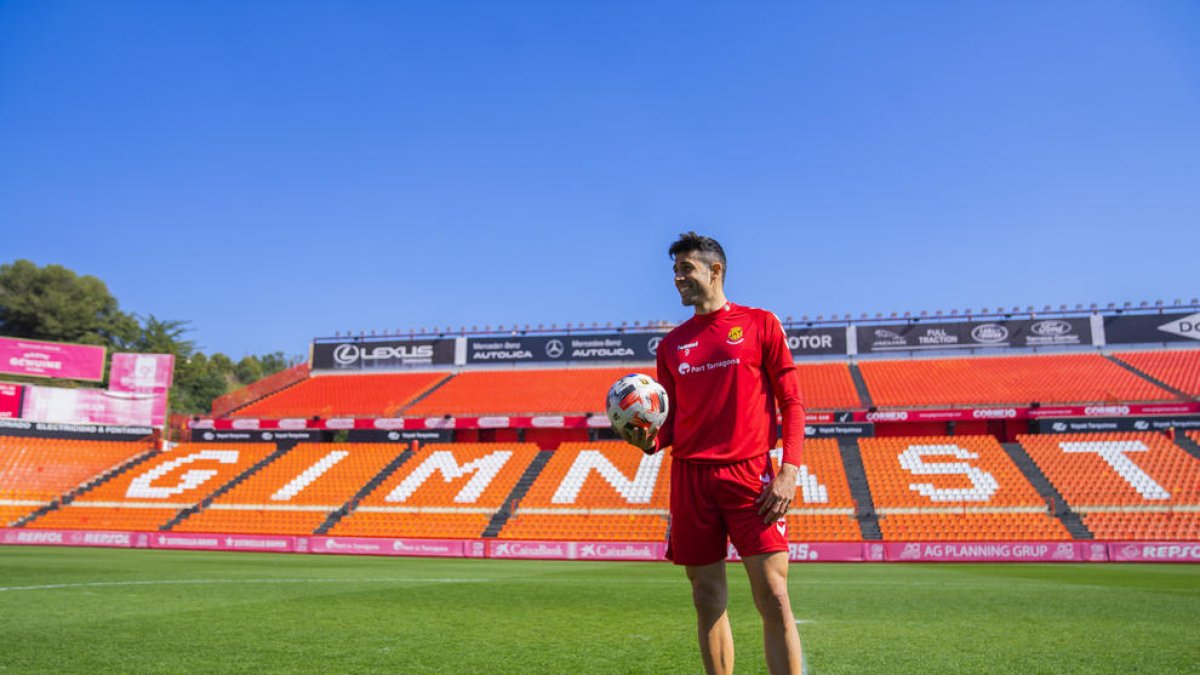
[620,231,806,675]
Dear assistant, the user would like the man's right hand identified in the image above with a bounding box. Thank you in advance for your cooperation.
[619,425,658,454]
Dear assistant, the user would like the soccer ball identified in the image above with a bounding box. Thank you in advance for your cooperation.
[606,373,669,434]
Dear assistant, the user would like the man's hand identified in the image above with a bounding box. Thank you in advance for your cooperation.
[755,462,798,524]
[618,424,658,454]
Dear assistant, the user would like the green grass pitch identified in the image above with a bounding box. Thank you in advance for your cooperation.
[1,547,1197,673]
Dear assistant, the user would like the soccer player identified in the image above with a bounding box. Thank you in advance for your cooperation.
[620,232,806,675]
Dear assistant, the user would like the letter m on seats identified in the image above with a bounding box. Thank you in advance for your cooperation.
[552,450,663,504]
[385,450,513,504]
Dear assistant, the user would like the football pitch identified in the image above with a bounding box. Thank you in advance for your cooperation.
[1,547,1196,674]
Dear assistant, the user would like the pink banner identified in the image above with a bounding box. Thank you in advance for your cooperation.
[148,532,295,553]
[0,528,150,548]
[22,385,167,426]
[12,530,1200,565]
[0,337,106,381]
[881,541,1102,562]
[1028,403,1200,418]
[0,382,22,418]
[487,540,665,561]
[302,536,477,558]
[727,542,867,563]
[1108,542,1200,562]
[110,353,175,394]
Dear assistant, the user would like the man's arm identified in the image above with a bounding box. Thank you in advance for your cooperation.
[755,312,806,523]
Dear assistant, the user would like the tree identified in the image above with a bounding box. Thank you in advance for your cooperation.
[127,315,196,356]
[0,259,138,347]
[235,356,264,384]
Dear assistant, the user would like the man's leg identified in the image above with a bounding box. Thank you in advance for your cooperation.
[686,560,734,675]
[743,551,803,675]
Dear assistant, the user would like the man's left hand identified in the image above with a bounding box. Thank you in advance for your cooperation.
[755,462,798,524]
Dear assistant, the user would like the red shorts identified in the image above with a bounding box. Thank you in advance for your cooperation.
[666,453,789,566]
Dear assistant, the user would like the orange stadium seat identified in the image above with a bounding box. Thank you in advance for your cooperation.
[795,363,862,409]
[28,443,278,532]
[232,372,449,418]
[0,436,153,527]
[330,443,541,539]
[1114,349,1200,397]
[858,353,1175,407]
[402,363,860,418]
[1018,432,1200,540]
[859,436,1069,540]
[405,368,635,416]
[176,444,403,535]
[498,441,670,541]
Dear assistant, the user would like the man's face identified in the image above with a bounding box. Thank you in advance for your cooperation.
[673,252,721,307]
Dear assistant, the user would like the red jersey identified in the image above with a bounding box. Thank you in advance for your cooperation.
[655,302,805,466]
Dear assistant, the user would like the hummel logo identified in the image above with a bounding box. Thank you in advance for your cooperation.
[775,521,787,536]
[759,473,772,484]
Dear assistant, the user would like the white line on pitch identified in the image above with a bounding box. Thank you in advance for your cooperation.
[0,577,494,593]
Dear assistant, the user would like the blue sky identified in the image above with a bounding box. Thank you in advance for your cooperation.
[1,1,1197,358]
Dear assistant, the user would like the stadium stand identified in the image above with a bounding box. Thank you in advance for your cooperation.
[859,436,1070,540]
[769,440,862,541]
[1114,349,1200,398]
[0,437,153,526]
[211,363,310,417]
[176,444,402,535]
[252,363,863,420]
[27,443,277,532]
[858,353,1175,407]
[405,368,635,416]
[329,443,542,538]
[232,371,449,418]
[498,441,669,541]
[795,363,862,409]
[1018,433,1200,541]
[494,439,672,538]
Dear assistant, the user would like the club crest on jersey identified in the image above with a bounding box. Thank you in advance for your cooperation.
[727,326,744,345]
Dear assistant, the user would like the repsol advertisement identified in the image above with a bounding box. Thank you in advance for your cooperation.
[856,318,1092,353]
[786,327,846,356]
[466,333,665,365]
[1103,312,1200,345]
[312,339,456,370]
[1035,416,1200,434]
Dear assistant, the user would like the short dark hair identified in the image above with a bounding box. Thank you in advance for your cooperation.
[668,231,726,268]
